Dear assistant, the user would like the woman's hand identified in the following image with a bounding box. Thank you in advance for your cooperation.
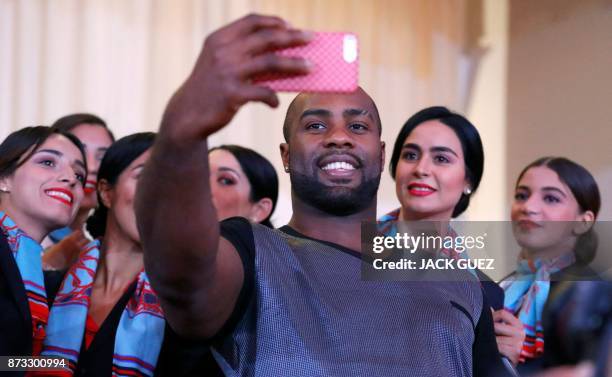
[42,229,88,271]
[493,308,525,365]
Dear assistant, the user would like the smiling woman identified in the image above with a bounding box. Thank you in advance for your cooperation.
[386,106,483,222]
[379,106,526,367]
[0,126,86,358]
[41,114,116,271]
[51,114,115,217]
[38,133,221,376]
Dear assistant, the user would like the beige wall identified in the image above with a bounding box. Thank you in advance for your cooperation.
[507,0,612,220]
[464,0,508,221]
[0,0,485,227]
[1,0,609,226]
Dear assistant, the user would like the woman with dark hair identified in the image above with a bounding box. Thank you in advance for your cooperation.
[384,106,484,222]
[42,113,115,269]
[379,106,525,365]
[209,144,278,227]
[0,126,86,357]
[501,157,601,372]
[40,132,218,377]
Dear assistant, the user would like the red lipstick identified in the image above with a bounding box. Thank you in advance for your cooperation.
[407,183,436,197]
[45,188,74,207]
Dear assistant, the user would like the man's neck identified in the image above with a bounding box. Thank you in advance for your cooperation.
[288,196,377,252]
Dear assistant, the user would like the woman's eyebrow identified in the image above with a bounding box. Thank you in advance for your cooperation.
[541,186,567,198]
[35,148,62,156]
[217,166,241,176]
[430,146,458,157]
[402,143,421,152]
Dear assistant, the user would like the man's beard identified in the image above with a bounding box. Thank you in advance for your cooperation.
[290,169,381,216]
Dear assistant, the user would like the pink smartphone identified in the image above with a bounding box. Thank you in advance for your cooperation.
[253,32,359,93]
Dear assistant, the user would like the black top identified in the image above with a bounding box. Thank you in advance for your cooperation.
[72,279,222,377]
[216,217,512,377]
[0,231,64,376]
[476,269,505,310]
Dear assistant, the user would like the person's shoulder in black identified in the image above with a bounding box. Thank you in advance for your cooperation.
[475,269,505,310]
[0,230,65,359]
[155,323,224,377]
[0,230,32,360]
[473,292,515,377]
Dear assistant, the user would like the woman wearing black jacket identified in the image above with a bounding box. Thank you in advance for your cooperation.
[379,107,525,365]
[0,126,86,359]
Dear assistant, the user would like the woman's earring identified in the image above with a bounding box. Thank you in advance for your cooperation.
[463,187,472,195]
[284,165,290,173]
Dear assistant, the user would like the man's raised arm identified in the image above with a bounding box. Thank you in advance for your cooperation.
[135,14,312,338]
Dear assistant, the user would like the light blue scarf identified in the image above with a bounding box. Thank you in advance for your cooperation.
[42,240,165,376]
[501,252,575,362]
[0,211,48,355]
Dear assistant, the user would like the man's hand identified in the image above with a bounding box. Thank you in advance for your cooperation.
[161,14,313,142]
[136,14,311,338]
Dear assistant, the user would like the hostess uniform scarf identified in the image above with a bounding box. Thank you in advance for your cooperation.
[0,212,49,356]
[41,240,165,377]
[377,208,468,260]
[500,252,575,362]
[47,226,72,244]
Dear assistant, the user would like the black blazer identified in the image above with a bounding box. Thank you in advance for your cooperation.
[475,269,505,310]
[72,281,223,377]
[0,231,64,357]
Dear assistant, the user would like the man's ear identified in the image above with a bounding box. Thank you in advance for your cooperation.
[97,179,113,208]
[380,141,386,173]
[573,210,595,236]
[249,197,273,224]
[280,143,289,173]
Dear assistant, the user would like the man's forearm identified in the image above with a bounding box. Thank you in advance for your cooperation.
[134,14,312,336]
[135,125,219,305]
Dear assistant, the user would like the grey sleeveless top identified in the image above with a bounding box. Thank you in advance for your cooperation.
[213,219,503,377]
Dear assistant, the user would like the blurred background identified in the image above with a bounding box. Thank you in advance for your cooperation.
[1,0,611,226]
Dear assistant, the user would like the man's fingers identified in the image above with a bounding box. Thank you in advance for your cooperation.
[235,85,280,108]
[237,28,314,57]
[213,14,289,45]
[240,54,311,79]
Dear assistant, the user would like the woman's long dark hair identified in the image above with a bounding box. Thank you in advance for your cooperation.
[516,157,601,264]
[209,145,279,228]
[86,133,155,238]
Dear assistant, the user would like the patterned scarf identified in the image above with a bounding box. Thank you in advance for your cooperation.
[377,208,466,260]
[47,226,72,244]
[41,240,165,376]
[0,211,49,356]
[500,252,575,362]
